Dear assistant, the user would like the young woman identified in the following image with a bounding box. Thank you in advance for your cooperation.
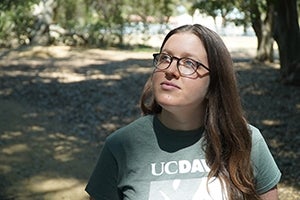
[86,24,281,200]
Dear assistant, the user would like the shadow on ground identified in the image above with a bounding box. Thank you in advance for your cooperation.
[236,61,300,197]
[0,46,299,199]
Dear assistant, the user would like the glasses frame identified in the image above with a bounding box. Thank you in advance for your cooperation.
[153,53,210,77]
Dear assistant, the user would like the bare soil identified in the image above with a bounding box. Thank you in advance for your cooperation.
[0,40,299,200]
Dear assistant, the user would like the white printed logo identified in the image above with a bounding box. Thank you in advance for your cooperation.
[151,159,210,176]
[148,177,227,200]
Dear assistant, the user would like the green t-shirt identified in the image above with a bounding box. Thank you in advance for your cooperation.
[85,115,281,200]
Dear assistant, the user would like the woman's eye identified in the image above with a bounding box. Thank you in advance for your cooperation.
[160,55,171,62]
[182,59,196,68]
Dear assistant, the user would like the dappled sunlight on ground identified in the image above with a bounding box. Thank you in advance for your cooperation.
[25,176,89,200]
[1,46,153,84]
[0,99,98,199]
[6,175,89,200]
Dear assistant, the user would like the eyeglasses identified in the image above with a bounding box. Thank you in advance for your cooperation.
[153,53,210,77]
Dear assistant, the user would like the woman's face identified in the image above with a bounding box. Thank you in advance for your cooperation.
[152,32,210,112]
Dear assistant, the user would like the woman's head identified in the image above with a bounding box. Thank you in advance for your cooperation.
[141,24,238,119]
[151,31,210,119]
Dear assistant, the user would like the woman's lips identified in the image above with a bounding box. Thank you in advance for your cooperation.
[160,81,181,89]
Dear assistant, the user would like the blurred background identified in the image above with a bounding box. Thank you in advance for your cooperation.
[0,0,299,199]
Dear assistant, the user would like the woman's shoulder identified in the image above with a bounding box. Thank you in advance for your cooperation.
[247,124,266,145]
[106,115,154,143]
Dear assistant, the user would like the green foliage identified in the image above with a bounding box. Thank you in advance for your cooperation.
[0,0,38,10]
[190,0,254,28]
[0,0,185,47]
[191,0,236,18]
[0,0,38,47]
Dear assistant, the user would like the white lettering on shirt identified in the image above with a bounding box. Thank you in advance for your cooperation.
[151,159,210,176]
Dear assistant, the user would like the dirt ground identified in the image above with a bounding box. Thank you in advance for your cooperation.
[0,37,299,200]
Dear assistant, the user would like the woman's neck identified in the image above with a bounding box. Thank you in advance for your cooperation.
[158,108,205,131]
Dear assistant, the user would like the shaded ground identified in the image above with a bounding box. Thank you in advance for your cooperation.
[0,40,299,199]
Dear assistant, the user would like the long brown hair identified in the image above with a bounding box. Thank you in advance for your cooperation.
[140,24,261,200]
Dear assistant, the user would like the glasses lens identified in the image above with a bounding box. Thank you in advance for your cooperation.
[178,58,197,75]
[154,53,171,69]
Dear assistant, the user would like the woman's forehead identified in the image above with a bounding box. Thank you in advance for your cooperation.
[162,33,208,61]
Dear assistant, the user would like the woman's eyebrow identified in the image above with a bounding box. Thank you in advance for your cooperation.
[161,49,197,58]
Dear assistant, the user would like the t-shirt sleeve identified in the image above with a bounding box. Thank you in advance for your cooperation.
[250,126,281,194]
[85,143,121,200]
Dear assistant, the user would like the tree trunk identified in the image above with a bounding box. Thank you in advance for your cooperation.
[273,0,300,85]
[250,1,274,62]
[31,0,57,45]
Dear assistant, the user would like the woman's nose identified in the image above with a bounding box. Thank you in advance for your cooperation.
[164,60,180,80]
